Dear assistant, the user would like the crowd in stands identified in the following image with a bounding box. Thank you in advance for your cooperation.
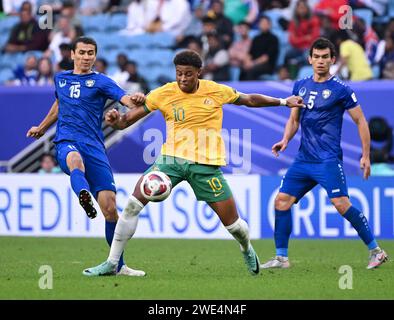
[0,0,394,89]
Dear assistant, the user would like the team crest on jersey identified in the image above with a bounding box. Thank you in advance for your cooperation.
[85,80,95,87]
[203,98,213,105]
[299,87,306,97]
[322,89,331,99]
[59,80,67,88]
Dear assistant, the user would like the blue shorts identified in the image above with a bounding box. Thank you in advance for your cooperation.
[279,160,348,202]
[55,141,116,198]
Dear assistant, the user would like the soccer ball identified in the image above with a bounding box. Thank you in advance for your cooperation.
[140,171,172,202]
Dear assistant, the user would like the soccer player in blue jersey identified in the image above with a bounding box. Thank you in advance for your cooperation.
[261,38,388,270]
[26,36,146,276]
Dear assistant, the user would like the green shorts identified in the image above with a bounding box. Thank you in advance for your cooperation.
[144,155,232,202]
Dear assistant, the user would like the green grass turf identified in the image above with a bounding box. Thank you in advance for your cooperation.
[0,237,393,300]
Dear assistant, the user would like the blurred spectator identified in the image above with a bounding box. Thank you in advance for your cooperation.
[258,0,289,10]
[37,0,63,14]
[228,21,252,69]
[369,116,393,160]
[240,15,279,80]
[200,16,217,53]
[4,1,49,53]
[57,43,74,71]
[319,12,336,41]
[277,65,292,81]
[369,116,394,176]
[38,153,62,174]
[124,60,150,93]
[95,58,108,74]
[10,54,38,85]
[379,34,394,79]
[45,15,77,63]
[353,17,379,65]
[224,0,259,25]
[202,32,230,81]
[314,0,348,30]
[37,57,54,85]
[59,0,83,37]
[145,0,192,37]
[370,149,394,176]
[176,4,204,48]
[186,37,204,58]
[335,30,373,81]
[122,0,157,35]
[79,0,109,15]
[3,0,37,16]
[207,0,234,48]
[110,53,129,86]
[286,0,320,78]
[104,0,130,13]
[349,0,389,16]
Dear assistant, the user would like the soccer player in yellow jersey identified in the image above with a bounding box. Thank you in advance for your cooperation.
[83,50,304,277]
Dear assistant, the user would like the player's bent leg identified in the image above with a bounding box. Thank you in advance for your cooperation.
[261,193,296,269]
[66,151,97,219]
[332,196,389,269]
[208,198,260,276]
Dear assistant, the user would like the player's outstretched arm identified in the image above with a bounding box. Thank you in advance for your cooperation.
[105,106,149,130]
[272,108,300,157]
[120,93,146,109]
[348,105,371,179]
[234,93,304,108]
[26,99,59,139]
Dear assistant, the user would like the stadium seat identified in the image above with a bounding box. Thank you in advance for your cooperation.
[0,68,14,84]
[0,33,8,49]
[0,53,16,69]
[0,16,19,34]
[372,64,380,79]
[80,14,109,33]
[106,13,127,32]
[127,49,151,67]
[249,29,260,39]
[354,9,373,27]
[145,32,175,49]
[148,49,174,67]
[297,65,313,79]
[390,0,394,17]
[230,67,241,81]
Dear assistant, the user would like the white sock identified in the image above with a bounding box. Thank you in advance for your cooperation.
[108,195,144,265]
[225,218,251,252]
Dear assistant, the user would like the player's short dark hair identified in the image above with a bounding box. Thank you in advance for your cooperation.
[72,36,97,54]
[309,37,336,58]
[173,50,202,69]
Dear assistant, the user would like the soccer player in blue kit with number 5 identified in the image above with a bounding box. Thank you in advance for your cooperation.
[261,38,388,270]
[27,37,145,276]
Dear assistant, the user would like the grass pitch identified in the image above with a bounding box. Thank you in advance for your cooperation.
[0,237,393,300]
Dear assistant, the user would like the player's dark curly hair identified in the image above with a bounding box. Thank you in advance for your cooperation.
[173,50,202,69]
[72,36,98,54]
[309,37,336,58]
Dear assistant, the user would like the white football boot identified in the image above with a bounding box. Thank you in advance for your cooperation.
[260,256,290,269]
[367,248,388,269]
[117,265,146,277]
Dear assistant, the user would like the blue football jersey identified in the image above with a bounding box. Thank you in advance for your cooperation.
[53,71,125,147]
[293,76,359,162]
